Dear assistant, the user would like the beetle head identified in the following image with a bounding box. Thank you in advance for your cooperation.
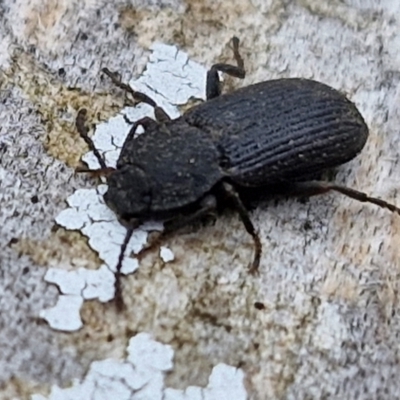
[103,164,152,220]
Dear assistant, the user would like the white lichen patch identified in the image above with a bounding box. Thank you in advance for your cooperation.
[40,265,116,331]
[164,364,247,400]
[39,295,84,332]
[31,333,247,400]
[43,44,207,331]
[160,246,175,263]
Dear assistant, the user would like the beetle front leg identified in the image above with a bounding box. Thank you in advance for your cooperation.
[102,67,170,123]
[120,116,158,151]
[206,37,246,100]
[136,195,218,261]
[113,221,140,311]
[164,195,218,232]
[221,182,262,274]
[288,181,400,215]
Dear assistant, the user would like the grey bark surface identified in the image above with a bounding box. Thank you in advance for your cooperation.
[2,0,400,399]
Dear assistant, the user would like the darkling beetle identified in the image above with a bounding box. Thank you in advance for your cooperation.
[76,37,400,309]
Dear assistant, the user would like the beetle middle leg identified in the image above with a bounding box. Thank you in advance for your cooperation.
[288,181,400,214]
[206,36,246,100]
[221,182,262,274]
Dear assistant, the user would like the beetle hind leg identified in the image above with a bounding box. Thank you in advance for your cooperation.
[288,181,400,215]
[206,36,246,100]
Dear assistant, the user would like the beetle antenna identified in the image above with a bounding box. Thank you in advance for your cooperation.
[102,68,158,108]
[76,109,108,170]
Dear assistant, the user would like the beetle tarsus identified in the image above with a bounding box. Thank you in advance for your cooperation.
[231,36,245,73]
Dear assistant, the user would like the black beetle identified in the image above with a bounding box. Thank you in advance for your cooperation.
[76,37,400,309]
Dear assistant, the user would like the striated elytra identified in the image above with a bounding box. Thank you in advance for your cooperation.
[76,37,399,309]
[186,78,369,186]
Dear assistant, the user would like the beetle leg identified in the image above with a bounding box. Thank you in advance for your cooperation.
[102,68,170,122]
[164,195,218,232]
[206,36,246,100]
[221,182,262,274]
[288,181,400,215]
[136,195,218,261]
[112,218,143,311]
[114,225,135,311]
[122,116,158,145]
